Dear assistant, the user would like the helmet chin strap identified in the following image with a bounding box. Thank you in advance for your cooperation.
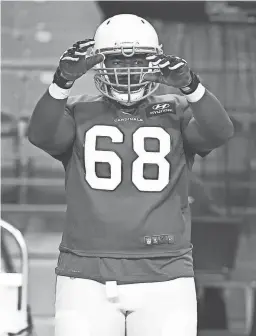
[110,87,146,105]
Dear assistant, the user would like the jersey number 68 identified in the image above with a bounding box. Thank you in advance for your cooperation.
[84,125,171,192]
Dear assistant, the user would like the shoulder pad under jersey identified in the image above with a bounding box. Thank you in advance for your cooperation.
[148,93,189,109]
[67,94,104,109]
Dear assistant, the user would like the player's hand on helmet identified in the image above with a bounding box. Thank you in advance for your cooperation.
[53,39,104,89]
[143,54,193,89]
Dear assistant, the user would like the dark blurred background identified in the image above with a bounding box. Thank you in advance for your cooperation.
[1,1,256,336]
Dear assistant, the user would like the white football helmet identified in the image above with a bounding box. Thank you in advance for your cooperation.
[92,14,163,106]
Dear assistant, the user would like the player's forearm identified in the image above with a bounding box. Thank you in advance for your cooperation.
[28,89,74,154]
[188,89,234,144]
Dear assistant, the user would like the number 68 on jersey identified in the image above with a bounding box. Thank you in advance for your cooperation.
[84,125,172,192]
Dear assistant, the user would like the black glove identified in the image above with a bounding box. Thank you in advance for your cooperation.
[144,54,200,94]
[53,39,104,89]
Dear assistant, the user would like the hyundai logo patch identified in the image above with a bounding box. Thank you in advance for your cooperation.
[146,102,176,118]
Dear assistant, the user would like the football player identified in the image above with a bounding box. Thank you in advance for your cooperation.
[28,14,234,336]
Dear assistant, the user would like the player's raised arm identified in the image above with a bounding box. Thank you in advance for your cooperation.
[28,39,104,156]
[144,54,234,152]
[181,89,234,153]
[28,90,75,156]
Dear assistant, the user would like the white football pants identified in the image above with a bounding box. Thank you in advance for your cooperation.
[55,276,197,336]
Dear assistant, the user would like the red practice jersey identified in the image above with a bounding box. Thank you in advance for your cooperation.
[55,94,197,259]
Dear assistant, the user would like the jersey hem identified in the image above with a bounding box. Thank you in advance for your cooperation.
[59,245,193,259]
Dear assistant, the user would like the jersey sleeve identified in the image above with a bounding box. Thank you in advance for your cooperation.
[50,108,74,164]
[49,96,78,164]
[176,95,212,158]
[28,90,77,160]
[182,106,211,158]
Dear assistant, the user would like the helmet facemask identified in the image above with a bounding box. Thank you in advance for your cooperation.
[93,46,161,106]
